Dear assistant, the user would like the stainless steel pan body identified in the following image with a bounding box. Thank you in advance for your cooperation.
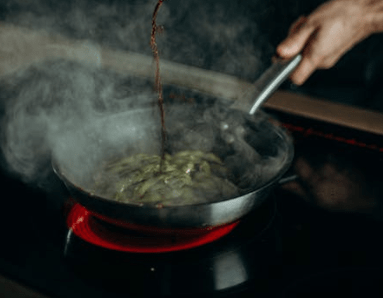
[52,104,294,229]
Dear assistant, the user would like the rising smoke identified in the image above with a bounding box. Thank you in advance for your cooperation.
[0,0,276,79]
[0,0,292,188]
[1,60,156,183]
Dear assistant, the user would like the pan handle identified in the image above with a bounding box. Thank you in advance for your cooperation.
[278,173,299,185]
[231,54,302,115]
[248,54,302,115]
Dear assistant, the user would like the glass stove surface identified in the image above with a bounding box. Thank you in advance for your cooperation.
[1,112,383,298]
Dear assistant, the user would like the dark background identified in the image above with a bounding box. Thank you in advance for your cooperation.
[0,0,382,111]
[0,2,383,297]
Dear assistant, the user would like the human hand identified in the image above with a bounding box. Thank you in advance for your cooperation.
[277,0,383,85]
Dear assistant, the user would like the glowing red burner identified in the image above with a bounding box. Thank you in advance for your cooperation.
[66,203,239,253]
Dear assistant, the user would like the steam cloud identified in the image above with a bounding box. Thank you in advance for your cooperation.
[0,0,290,190]
[0,0,274,79]
[1,60,156,183]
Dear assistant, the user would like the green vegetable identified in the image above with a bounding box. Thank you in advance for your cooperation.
[93,150,238,205]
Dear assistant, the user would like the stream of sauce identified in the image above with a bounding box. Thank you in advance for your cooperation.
[150,0,167,171]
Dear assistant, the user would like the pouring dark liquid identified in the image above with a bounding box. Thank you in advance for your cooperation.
[150,0,167,171]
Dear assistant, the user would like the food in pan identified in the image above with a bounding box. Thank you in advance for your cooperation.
[93,150,239,206]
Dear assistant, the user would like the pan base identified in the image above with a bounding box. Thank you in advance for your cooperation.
[66,202,240,253]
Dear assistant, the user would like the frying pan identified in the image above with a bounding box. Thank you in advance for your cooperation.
[52,55,301,229]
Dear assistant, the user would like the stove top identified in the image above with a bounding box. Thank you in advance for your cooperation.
[63,195,277,297]
[1,111,383,298]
